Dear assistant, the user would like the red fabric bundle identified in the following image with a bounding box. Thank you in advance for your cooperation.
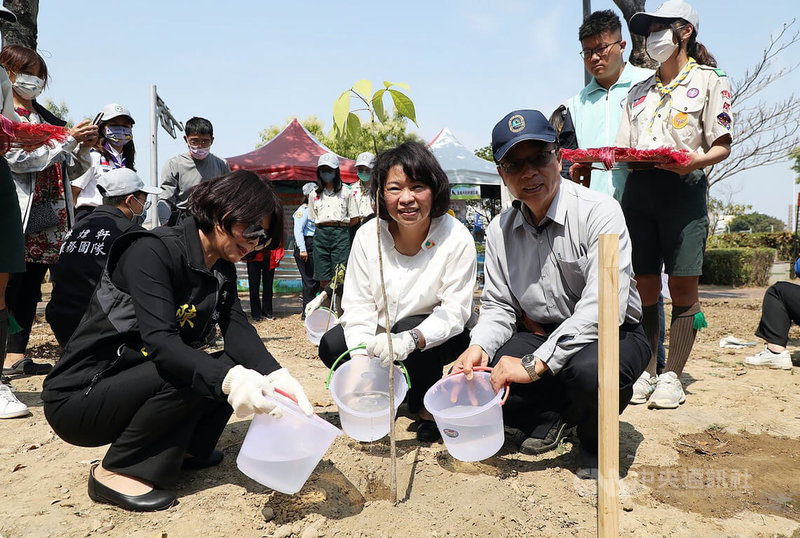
[562,146,691,170]
[0,114,70,153]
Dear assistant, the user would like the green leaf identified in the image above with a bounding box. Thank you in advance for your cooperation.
[352,79,372,99]
[388,89,417,127]
[389,81,410,91]
[383,80,392,89]
[332,90,351,136]
[345,112,361,141]
[372,89,387,123]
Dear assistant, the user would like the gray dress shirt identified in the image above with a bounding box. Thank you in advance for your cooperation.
[469,179,642,374]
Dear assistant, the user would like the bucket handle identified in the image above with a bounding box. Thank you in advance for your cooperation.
[325,345,411,390]
[445,366,510,406]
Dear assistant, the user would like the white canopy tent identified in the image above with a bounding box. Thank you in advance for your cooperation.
[428,127,514,209]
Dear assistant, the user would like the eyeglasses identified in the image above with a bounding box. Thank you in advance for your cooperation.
[498,149,557,174]
[242,224,272,251]
[131,196,151,211]
[187,139,212,148]
[579,40,622,59]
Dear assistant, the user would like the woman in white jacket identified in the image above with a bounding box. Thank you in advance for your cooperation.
[1,45,96,376]
[318,141,477,442]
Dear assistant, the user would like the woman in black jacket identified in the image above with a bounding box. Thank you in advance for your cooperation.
[42,170,313,512]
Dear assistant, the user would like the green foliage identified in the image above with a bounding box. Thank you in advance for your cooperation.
[707,231,800,261]
[728,212,786,233]
[257,114,423,159]
[700,248,776,287]
[43,98,75,129]
[790,146,800,184]
[474,145,494,162]
[331,80,417,153]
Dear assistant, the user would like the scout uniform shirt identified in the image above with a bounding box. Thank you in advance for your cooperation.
[615,61,733,153]
[349,182,374,218]
[308,186,357,224]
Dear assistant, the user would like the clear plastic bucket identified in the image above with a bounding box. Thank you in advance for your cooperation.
[236,393,341,494]
[305,308,339,345]
[423,369,508,462]
[328,355,409,442]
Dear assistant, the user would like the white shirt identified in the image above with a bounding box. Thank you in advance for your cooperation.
[341,214,477,351]
[308,185,357,223]
[469,179,641,374]
[71,149,122,208]
[349,182,374,217]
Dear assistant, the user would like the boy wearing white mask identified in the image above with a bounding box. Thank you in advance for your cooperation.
[158,117,230,225]
[349,151,376,241]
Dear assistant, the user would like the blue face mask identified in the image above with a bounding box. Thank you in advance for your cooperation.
[357,171,371,182]
[320,170,336,183]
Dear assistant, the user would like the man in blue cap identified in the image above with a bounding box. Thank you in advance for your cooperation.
[454,109,649,478]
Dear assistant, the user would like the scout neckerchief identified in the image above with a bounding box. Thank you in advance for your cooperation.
[649,57,697,131]
[103,141,126,168]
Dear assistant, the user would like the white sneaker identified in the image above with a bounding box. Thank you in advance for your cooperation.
[0,383,29,419]
[630,371,657,404]
[648,371,686,409]
[744,347,792,370]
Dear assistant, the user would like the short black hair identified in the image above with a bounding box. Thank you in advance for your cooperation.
[370,141,450,221]
[579,10,622,41]
[185,117,214,137]
[101,191,148,207]
[188,170,283,249]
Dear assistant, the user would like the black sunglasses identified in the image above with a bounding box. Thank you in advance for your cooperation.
[242,224,272,251]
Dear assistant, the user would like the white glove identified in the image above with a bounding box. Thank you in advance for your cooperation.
[305,292,327,318]
[222,365,280,418]
[264,367,314,416]
[222,366,313,418]
[366,331,417,367]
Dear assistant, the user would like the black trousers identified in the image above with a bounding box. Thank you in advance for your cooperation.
[493,323,649,454]
[294,236,319,312]
[43,354,232,489]
[755,281,800,347]
[246,258,275,318]
[319,315,470,413]
[6,262,50,355]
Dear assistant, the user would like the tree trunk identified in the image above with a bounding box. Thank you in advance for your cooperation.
[0,0,39,50]
[613,0,657,69]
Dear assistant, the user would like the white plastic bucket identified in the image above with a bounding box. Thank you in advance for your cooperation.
[329,356,409,442]
[236,393,341,494]
[423,369,507,462]
[305,308,339,345]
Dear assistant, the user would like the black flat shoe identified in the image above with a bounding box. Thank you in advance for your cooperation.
[88,465,176,512]
[182,449,224,470]
[416,419,441,443]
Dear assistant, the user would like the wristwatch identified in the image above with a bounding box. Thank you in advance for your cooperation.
[409,329,421,349]
[521,353,542,382]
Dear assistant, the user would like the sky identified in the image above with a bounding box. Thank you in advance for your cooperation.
[33,0,800,224]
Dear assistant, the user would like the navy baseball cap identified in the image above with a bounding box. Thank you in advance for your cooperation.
[491,110,557,163]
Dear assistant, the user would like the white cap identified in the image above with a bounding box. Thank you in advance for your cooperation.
[0,6,16,22]
[302,182,317,196]
[629,0,699,35]
[98,103,135,125]
[97,168,161,197]
[355,152,376,169]
[317,152,339,169]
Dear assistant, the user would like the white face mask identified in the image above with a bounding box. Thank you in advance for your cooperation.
[13,73,45,100]
[646,28,679,63]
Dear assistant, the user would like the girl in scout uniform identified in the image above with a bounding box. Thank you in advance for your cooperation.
[615,0,732,409]
[308,152,357,288]
[71,103,137,221]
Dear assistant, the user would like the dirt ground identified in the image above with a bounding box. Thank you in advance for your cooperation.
[2,288,799,538]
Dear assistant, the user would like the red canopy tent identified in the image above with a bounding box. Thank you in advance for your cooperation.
[227,118,357,183]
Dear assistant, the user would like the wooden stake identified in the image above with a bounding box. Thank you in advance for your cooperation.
[598,234,619,538]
